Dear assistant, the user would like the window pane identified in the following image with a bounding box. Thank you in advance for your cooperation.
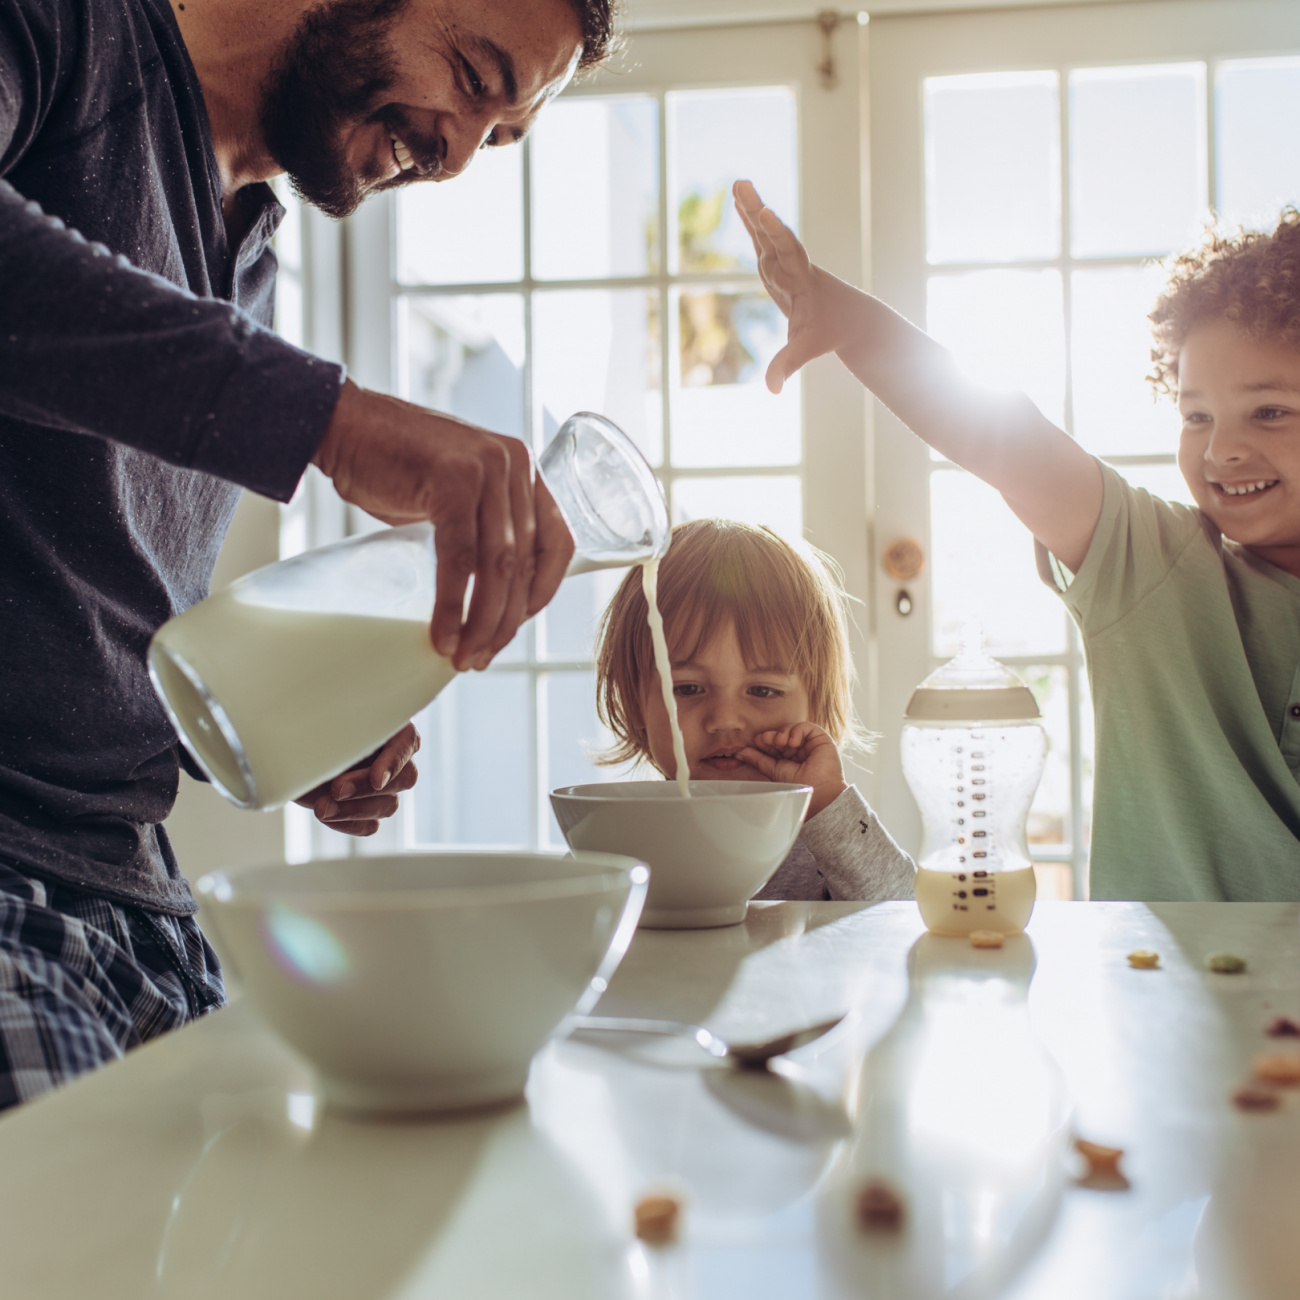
[398,295,525,441]
[1079,666,1094,855]
[1071,265,1180,457]
[542,568,626,663]
[396,148,524,285]
[1033,861,1074,901]
[533,289,662,466]
[926,270,1065,428]
[930,470,1065,658]
[924,71,1060,265]
[671,287,800,467]
[272,186,304,347]
[531,96,659,279]
[412,671,531,846]
[672,475,802,539]
[545,670,623,847]
[669,87,797,274]
[1113,461,1196,508]
[273,185,303,272]
[1217,58,1300,229]
[1070,64,1207,258]
[1024,665,1071,850]
[274,273,304,349]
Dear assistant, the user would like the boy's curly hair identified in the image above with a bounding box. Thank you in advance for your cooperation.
[1150,207,1300,395]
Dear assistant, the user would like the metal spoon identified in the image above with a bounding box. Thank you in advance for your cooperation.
[568,1014,846,1068]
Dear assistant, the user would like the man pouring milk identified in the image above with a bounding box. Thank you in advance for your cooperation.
[0,0,613,1109]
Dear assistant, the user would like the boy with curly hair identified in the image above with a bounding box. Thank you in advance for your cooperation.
[735,181,1300,901]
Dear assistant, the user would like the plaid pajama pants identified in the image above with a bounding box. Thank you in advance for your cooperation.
[0,861,225,1111]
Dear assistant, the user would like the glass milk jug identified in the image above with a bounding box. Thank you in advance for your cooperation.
[148,413,669,812]
[901,626,1047,936]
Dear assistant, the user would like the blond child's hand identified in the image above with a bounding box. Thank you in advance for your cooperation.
[733,179,860,395]
[737,722,848,820]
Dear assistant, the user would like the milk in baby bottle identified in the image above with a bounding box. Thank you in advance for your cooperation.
[901,626,1048,935]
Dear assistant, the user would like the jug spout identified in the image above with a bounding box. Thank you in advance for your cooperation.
[540,412,670,573]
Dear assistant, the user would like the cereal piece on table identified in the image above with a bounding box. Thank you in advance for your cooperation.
[1127,950,1160,969]
[1233,1085,1282,1113]
[1252,1053,1300,1086]
[969,930,1004,949]
[856,1179,905,1232]
[1207,952,1247,974]
[634,1194,681,1246]
[1267,1016,1300,1038]
[1073,1137,1131,1190]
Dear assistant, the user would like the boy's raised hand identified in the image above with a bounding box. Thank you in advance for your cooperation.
[735,179,1103,574]
[737,722,848,821]
[733,179,855,395]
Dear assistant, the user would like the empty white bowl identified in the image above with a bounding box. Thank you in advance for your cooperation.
[195,851,648,1114]
[550,781,811,929]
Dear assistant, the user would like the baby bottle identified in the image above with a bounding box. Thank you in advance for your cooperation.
[901,624,1047,935]
[148,413,669,812]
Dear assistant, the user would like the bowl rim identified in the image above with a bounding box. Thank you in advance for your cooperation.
[195,850,647,911]
[550,779,813,802]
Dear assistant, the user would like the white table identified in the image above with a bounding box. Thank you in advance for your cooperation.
[0,901,1296,1299]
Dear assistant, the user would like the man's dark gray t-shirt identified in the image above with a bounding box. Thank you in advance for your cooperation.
[0,0,344,913]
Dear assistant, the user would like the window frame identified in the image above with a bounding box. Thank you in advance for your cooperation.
[868,0,1300,898]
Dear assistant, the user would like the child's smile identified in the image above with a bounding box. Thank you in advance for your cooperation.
[640,622,811,783]
[1177,318,1300,576]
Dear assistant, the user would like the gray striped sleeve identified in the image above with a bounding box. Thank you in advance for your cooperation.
[798,785,916,902]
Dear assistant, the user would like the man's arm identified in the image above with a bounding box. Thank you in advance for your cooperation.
[0,180,339,500]
[734,181,1103,572]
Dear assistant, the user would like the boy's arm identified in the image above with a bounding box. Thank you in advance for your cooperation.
[734,181,1103,573]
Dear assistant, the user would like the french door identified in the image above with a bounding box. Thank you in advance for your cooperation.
[868,0,1300,897]
[317,19,871,858]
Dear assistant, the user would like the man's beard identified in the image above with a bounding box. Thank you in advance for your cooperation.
[261,0,417,219]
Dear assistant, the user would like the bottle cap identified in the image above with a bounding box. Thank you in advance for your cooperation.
[904,622,1041,722]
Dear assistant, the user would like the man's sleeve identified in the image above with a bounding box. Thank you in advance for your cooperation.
[0,3,343,503]
[0,184,343,501]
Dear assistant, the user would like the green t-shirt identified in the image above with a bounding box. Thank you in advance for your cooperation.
[1042,462,1300,901]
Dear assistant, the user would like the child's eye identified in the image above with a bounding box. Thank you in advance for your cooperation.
[1256,406,1289,421]
[1180,411,1210,425]
[748,685,784,699]
[672,683,703,698]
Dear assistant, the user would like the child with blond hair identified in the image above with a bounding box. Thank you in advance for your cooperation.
[594,518,914,903]
[734,180,1300,901]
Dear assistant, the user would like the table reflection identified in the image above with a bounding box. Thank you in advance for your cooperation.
[821,932,1072,1299]
[153,1080,638,1300]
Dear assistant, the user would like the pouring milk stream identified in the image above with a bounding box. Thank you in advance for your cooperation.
[149,413,690,811]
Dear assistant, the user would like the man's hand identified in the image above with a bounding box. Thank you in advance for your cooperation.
[733,179,859,395]
[737,722,848,821]
[312,381,575,672]
[294,723,421,837]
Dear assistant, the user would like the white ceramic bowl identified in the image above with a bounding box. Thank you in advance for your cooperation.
[196,851,648,1114]
[550,781,811,929]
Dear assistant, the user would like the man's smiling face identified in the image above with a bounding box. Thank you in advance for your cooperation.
[1176,316,1300,576]
[262,0,583,218]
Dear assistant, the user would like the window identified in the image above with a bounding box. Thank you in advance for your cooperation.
[871,2,1300,896]
[340,77,811,853]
